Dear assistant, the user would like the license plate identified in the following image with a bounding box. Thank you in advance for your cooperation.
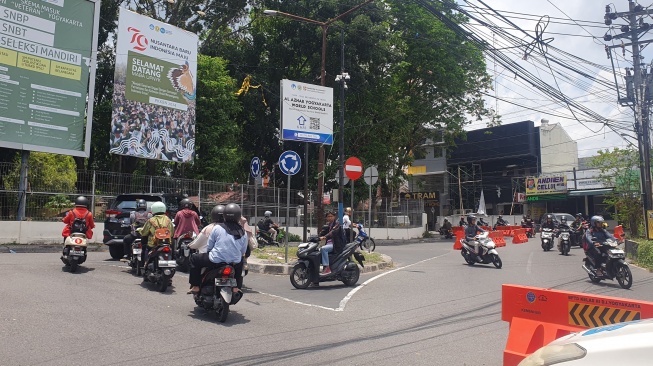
[609,249,624,255]
[215,278,237,287]
[158,260,176,267]
[69,250,84,256]
[184,248,190,256]
[133,249,142,254]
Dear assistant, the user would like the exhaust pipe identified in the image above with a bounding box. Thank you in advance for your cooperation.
[582,264,593,275]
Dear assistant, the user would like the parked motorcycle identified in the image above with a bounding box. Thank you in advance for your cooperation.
[460,232,502,269]
[582,238,632,289]
[143,243,177,292]
[557,228,571,256]
[176,231,196,272]
[192,263,242,323]
[540,228,555,251]
[355,223,376,252]
[290,237,366,289]
[128,237,143,276]
[61,233,88,272]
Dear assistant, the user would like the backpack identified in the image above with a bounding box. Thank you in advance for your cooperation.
[70,211,89,234]
[150,216,171,246]
[257,218,267,231]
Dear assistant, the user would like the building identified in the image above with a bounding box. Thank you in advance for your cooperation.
[539,119,578,174]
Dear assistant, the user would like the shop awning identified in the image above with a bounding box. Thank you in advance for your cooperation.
[568,188,613,197]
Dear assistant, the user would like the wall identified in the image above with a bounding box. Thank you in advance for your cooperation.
[540,123,578,174]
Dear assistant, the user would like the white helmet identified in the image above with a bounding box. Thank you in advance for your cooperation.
[264,211,272,217]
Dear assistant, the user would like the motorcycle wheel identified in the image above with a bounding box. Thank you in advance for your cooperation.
[589,273,602,283]
[69,258,79,273]
[135,260,142,276]
[462,251,475,265]
[492,254,502,269]
[177,257,189,273]
[157,276,168,292]
[341,265,360,287]
[362,238,376,253]
[616,264,633,289]
[563,243,570,256]
[290,263,311,289]
[109,245,124,260]
[216,297,229,323]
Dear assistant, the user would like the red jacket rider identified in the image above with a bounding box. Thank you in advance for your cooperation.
[62,196,95,239]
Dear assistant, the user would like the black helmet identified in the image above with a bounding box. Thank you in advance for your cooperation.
[75,196,89,208]
[211,205,225,223]
[546,214,553,221]
[467,214,476,225]
[180,198,192,209]
[576,213,583,219]
[561,216,567,223]
[224,203,241,223]
[136,199,147,211]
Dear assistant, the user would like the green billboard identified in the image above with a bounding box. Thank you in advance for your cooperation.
[0,0,100,156]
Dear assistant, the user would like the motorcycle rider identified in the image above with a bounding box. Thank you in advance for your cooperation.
[188,205,224,254]
[188,203,247,295]
[478,217,489,227]
[556,216,571,250]
[571,213,586,246]
[541,214,557,231]
[139,202,174,268]
[257,211,279,244]
[495,215,508,227]
[121,199,151,262]
[319,210,346,275]
[61,196,95,255]
[173,198,201,240]
[464,214,486,259]
[584,215,617,276]
[459,216,466,227]
[440,218,452,235]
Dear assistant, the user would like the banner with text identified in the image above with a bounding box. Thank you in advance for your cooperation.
[526,175,567,196]
[280,79,333,145]
[0,0,99,156]
[110,8,198,162]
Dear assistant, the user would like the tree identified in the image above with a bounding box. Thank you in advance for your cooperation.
[590,148,642,237]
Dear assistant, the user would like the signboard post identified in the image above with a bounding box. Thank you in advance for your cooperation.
[345,157,363,239]
[364,166,379,235]
[279,150,301,263]
[251,157,260,223]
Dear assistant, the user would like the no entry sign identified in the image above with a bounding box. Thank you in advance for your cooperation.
[345,157,363,180]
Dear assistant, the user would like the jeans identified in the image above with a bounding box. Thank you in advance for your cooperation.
[321,243,333,266]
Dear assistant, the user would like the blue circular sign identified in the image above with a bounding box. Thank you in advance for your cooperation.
[526,292,536,303]
[279,150,301,176]
[250,157,260,178]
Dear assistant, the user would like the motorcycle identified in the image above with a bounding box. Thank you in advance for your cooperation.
[176,231,196,272]
[128,237,143,276]
[557,228,571,256]
[61,233,88,272]
[460,232,502,269]
[540,228,555,251]
[582,238,632,289]
[192,263,243,323]
[493,221,508,231]
[290,237,366,289]
[524,226,535,238]
[143,243,177,292]
[571,221,588,247]
[256,227,280,247]
[355,223,376,252]
[478,218,489,227]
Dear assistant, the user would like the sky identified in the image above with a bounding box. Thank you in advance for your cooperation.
[456,0,652,157]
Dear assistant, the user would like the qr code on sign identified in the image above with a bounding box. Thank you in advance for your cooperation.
[309,117,320,130]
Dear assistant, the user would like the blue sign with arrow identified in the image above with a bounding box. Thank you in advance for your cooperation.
[279,150,301,176]
[250,157,261,178]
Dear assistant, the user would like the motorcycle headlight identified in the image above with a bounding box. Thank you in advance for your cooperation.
[518,343,586,366]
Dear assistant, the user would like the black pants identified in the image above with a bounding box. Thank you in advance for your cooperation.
[123,233,138,258]
[344,228,352,243]
[189,252,243,289]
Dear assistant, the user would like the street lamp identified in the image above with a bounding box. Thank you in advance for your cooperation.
[263,0,374,237]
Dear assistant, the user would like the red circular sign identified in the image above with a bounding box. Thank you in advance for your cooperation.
[345,157,363,180]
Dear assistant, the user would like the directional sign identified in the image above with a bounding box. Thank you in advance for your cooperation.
[250,157,261,178]
[568,301,640,328]
[334,170,350,185]
[345,157,363,180]
[364,166,379,185]
[279,150,301,176]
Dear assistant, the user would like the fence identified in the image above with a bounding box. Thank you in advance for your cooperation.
[0,162,423,229]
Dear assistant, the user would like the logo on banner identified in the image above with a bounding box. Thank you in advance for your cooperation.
[127,27,149,51]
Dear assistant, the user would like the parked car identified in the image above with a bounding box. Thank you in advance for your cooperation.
[536,213,575,233]
[519,319,652,365]
[103,193,184,259]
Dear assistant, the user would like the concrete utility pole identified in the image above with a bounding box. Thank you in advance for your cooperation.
[604,1,653,234]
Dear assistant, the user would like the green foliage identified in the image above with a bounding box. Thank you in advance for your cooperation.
[423,231,435,238]
[634,240,653,271]
[3,152,77,192]
[589,148,641,237]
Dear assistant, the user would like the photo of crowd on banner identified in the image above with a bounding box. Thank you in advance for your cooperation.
[109,82,196,162]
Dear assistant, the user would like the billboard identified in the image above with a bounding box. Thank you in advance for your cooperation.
[0,0,100,157]
[526,175,567,196]
[280,79,333,145]
[109,8,198,162]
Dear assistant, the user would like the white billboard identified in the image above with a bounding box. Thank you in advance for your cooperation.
[280,79,333,145]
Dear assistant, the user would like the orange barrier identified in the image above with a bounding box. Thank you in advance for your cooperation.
[481,226,492,232]
[508,225,522,237]
[495,226,511,236]
[502,284,653,366]
[613,225,625,241]
[452,226,465,250]
[489,231,506,247]
[511,228,528,244]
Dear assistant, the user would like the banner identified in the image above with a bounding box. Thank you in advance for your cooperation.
[280,79,333,145]
[0,0,100,156]
[110,8,198,162]
[526,175,567,196]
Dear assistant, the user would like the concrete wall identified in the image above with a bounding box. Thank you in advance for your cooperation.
[540,122,578,174]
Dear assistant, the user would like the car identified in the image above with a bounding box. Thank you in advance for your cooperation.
[536,213,575,232]
[518,319,652,365]
[103,193,184,259]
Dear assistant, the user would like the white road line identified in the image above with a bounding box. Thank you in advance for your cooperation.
[253,290,341,312]
[527,252,533,274]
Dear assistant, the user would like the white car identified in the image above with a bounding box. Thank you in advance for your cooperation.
[519,319,653,366]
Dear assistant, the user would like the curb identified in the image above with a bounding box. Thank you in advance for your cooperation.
[1,244,106,254]
[247,253,394,275]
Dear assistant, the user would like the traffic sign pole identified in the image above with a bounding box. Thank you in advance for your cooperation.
[278,150,301,264]
[286,173,290,264]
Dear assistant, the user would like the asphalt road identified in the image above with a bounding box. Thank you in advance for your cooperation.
[1,237,653,366]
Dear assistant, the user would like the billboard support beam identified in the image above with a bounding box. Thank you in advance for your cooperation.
[17,151,29,221]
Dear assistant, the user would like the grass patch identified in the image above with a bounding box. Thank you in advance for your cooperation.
[632,240,653,271]
[251,246,385,264]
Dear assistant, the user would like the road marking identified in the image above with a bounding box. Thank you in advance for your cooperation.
[527,252,533,274]
[253,290,341,312]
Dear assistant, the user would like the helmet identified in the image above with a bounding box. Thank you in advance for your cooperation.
[136,199,147,211]
[590,215,605,228]
[498,215,503,219]
[546,214,553,222]
[467,214,476,225]
[576,213,583,219]
[211,205,225,223]
[560,216,567,223]
[151,202,166,215]
[75,196,89,208]
[444,218,449,222]
[180,198,192,209]
[224,203,241,223]
[264,210,272,217]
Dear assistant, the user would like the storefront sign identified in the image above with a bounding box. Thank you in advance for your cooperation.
[404,191,439,207]
[526,176,567,195]
[526,194,567,202]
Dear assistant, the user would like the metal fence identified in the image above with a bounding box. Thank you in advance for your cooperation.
[0,162,423,228]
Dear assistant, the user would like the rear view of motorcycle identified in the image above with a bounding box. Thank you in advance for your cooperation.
[61,233,88,272]
[192,264,242,323]
[128,237,143,276]
[176,231,196,272]
[143,243,177,292]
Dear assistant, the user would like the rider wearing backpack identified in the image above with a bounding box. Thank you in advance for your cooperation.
[139,202,173,267]
[121,199,152,262]
[62,196,95,241]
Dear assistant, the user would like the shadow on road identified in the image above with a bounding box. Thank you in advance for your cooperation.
[187,307,250,326]
[61,266,95,274]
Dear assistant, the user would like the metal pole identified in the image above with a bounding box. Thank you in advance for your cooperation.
[149,176,153,194]
[198,180,202,213]
[17,150,29,221]
[303,142,308,242]
[91,170,96,217]
[254,179,258,224]
[351,179,355,241]
[368,179,372,234]
[285,174,291,263]
[240,182,243,211]
[316,25,328,234]
[338,28,345,224]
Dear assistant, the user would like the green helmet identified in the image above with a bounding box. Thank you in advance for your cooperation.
[151,202,166,215]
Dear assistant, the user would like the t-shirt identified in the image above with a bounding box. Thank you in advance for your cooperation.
[258,217,273,231]
[342,214,351,229]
